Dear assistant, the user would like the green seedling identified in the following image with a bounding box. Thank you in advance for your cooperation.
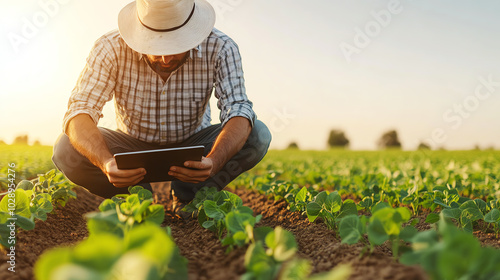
[401,213,500,280]
[306,191,357,230]
[441,199,484,233]
[484,208,500,238]
[85,186,164,237]
[35,224,188,280]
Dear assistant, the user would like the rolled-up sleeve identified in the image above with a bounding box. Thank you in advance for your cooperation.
[62,36,117,134]
[214,39,256,127]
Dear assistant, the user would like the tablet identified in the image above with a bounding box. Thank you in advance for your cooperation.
[114,145,205,183]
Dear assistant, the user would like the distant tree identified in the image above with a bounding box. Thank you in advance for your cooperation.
[377,130,401,149]
[473,144,481,150]
[0,140,5,145]
[287,142,299,149]
[13,135,29,145]
[417,142,431,150]
[327,129,349,148]
[33,140,41,146]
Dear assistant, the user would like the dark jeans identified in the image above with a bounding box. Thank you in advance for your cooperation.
[52,120,271,201]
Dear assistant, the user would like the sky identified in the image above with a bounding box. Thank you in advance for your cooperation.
[1,0,499,150]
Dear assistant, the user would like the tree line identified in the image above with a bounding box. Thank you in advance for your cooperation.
[287,129,491,150]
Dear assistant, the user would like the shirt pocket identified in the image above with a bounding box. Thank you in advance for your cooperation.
[181,87,212,125]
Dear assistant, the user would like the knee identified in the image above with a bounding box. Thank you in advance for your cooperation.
[52,133,86,174]
[247,120,272,159]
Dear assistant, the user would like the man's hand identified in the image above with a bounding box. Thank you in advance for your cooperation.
[103,158,146,188]
[167,117,251,184]
[168,157,214,183]
[67,115,148,188]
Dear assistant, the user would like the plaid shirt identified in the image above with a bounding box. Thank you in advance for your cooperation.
[63,28,255,144]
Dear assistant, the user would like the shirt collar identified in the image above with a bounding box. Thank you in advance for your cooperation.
[136,44,202,61]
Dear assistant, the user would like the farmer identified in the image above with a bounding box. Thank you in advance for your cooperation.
[51,0,271,216]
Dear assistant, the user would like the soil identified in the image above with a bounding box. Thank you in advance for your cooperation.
[0,184,498,280]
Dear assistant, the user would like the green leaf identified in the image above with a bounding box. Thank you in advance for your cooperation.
[279,258,311,280]
[16,180,34,191]
[460,207,483,224]
[35,194,53,212]
[339,215,363,245]
[14,214,36,230]
[144,204,165,225]
[367,218,389,245]
[436,231,481,279]
[51,188,75,205]
[338,200,358,219]
[325,192,342,213]
[126,194,141,208]
[395,207,411,222]
[433,197,450,208]
[98,199,116,212]
[253,227,273,243]
[226,192,243,208]
[73,235,123,272]
[133,200,153,221]
[125,224,188,279]
[237,206,254,216]
[473,198,488,213]
[233,231,248,247]
[0,189,32,219]
[34,247,74,280]
[202,220,215,229]
[400,226,418,242]
[226,211,245,233]
[371,202,390,214]
[244,242,276,280]
[203,200,225,220]
[0,212,35,247]
[109,253,160,280]
[306,202,321,222]
[295,187,308,203]
[358,197,373,209]
[128,185,144,194]
[442,208,462,221]
[137,189,153,201]
[265,227,297,262]
[484,209,500,223]
[31,193,54,221]
[85,210,123,237]
[314,191,328,205]
[425,213,440,224]
[459,200,479,211]
[221,236,234,247]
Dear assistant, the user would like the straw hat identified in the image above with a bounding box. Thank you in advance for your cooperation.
[118,0,216,55]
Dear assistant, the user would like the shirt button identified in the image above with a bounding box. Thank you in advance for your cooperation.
[162,91,166,95]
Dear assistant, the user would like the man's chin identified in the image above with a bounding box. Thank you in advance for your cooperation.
[152,64,178,72]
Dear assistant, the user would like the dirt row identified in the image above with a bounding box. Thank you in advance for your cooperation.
[0,185,497,280]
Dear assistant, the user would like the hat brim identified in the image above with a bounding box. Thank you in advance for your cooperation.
[118,0,216,56]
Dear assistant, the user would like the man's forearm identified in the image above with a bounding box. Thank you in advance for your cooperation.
[206,116,252,174]
[66,114,113,172]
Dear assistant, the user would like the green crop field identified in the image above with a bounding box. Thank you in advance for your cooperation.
[233,149,500,200]
[0,145,55,190]
[2,145,500,279]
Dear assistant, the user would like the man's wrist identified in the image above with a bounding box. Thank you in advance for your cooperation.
[206,156,223,177]
[100,157,114,174]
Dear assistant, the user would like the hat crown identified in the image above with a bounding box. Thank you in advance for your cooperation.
[137,0,195,30]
